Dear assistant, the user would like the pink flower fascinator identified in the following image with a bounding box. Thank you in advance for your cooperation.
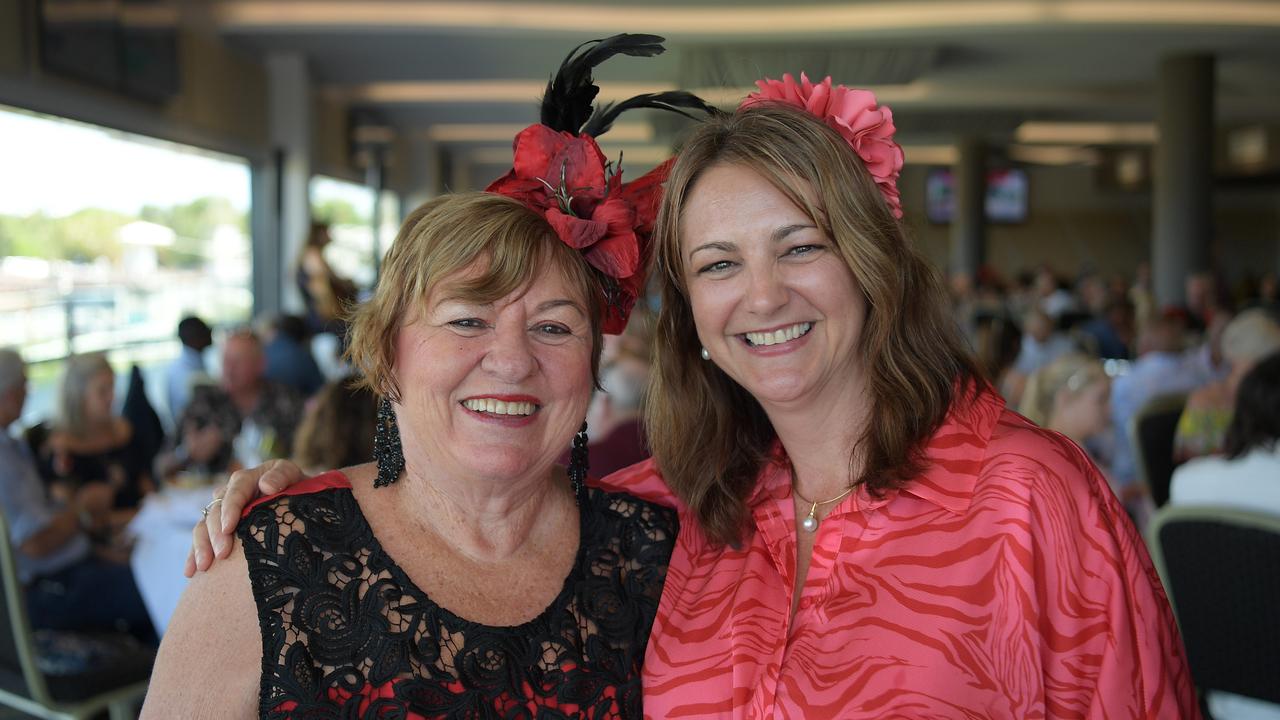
[741,72,905,219]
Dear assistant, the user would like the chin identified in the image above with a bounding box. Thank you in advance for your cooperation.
[461,445,549,480]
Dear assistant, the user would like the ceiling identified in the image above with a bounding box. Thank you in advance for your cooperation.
[197,0,1280,182]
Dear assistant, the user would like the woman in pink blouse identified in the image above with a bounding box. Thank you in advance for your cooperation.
[196,74,1197,718]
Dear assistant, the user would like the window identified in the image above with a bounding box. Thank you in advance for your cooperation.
[0,104,251,424]
[308,175,398,291]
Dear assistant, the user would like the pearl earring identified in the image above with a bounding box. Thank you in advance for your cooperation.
[700,347,711,360]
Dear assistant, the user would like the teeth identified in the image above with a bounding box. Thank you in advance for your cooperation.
[462,399,537,416]
[744,322,812,347]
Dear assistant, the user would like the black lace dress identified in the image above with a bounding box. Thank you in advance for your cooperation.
[239,472,677,719]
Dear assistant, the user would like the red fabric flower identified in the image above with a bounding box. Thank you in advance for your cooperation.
[741,72,905,219]
[488,124,660,334]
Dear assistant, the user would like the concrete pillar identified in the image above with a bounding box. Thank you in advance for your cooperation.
[1152,55,1214,308]
[252,53,312,318]
[400,135,440,213]
[950,136,987,279]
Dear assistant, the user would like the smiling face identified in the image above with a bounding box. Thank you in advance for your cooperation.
[679,162,868,411]
[390,261,595,484]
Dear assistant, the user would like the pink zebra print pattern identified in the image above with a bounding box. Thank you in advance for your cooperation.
[598,388,1199,719]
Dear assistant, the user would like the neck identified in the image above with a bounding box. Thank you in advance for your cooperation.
[390,447,569,563]
[762,377,870,502]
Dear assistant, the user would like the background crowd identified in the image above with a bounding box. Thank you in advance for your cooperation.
[3,251,1279,714]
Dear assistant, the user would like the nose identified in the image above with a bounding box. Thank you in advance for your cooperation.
[481,322,537,382]
[744,265,788,315]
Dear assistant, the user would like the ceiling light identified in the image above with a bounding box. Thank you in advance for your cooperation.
[212,2,1280,33]
[1008,144,1100,165]
[1015,122,1158,145]
[901,145,958,165]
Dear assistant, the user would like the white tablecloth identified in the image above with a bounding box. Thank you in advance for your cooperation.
[127,486,212,637]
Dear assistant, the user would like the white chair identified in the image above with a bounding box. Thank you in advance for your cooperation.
[0,509,151,720]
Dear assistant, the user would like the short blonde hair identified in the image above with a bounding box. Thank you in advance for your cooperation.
[1221,308,1280,367]
[346,193,604,401]
[1018,352,1107,427]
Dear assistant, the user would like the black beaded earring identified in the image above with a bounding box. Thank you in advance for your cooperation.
[373,397,404,488]
[567,421,588,501]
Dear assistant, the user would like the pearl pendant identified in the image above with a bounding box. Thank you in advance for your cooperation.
[801,511,819,532]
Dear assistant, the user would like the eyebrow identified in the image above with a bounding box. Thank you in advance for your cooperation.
[772,223,818,242]
[536,298,587,318]
[686,224,819,262]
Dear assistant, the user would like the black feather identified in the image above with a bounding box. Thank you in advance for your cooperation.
[540,33,667,134]
[581,91,722,138]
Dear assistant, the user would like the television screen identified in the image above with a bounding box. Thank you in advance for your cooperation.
[925,167,1029,224]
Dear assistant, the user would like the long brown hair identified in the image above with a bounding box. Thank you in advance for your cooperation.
[646,103,981,546]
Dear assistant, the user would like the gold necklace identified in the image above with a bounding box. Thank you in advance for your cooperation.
[793,485,854,532]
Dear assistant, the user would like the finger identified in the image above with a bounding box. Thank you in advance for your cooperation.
[183,547,196,578]
[220,469,259,534]
[191,519,214,572]
[258,459,290,494]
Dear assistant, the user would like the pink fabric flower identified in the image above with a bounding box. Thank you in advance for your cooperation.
[741,72,905,219]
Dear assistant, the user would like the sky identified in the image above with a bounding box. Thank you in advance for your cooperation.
[0,104,252,217]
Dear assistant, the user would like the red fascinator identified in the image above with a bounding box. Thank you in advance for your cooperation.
[741,72,905,220]
[487,34,716,334]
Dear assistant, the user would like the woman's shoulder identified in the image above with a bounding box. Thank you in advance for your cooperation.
[582,484,679,569]
[590,458,684,512]
[585,483,677,526]
[976,409,1116,515]
[241,469,355,519]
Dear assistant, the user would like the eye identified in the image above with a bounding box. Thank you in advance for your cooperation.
[534,322,571,336]
[785,244,823,258]
[447,318,487,330]
[696,259,736,275]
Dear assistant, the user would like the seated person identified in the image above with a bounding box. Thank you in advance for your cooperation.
[0,349,155,644]
[1109,313,1204,488]
[1000,307,1077,406]
[1169,349,1280,720]
[291,378,376,474]
[263,314,326,398]
[1174,309,1280,461]
[1171,350,1280,515]
[43,353,153,514]
[1018,352,1112,454]
[158,329,304,480]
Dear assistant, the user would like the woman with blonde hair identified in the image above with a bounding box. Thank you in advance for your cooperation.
[1175,308,1280,460]
[45,352,152,513]
[1018,351,1112,447]
[146,35,700,717]
[196,73,1195,716]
